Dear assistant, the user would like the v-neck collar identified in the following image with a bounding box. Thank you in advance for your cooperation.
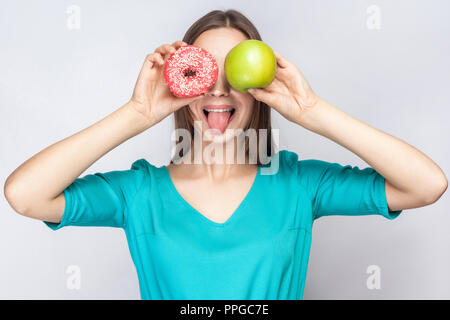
[163,165,261,228]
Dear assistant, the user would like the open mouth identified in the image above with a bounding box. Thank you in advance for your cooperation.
[202,105,236,133]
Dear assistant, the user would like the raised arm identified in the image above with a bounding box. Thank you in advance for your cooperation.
[248,50,448,211]
[296,98,447,211]
[3,40,202,223]
[3,102,150,223]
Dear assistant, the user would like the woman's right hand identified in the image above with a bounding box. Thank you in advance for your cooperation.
[129,40,203,126]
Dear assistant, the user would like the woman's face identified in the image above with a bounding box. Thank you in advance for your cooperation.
[188,27,255,140]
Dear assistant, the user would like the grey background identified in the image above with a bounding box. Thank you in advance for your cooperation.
[1,0,449,299]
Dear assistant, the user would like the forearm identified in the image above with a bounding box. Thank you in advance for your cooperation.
[300,98,447,200]
[4,101,152,213]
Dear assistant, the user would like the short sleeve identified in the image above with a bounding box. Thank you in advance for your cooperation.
[295,157,403,220]
[43,159,149,230]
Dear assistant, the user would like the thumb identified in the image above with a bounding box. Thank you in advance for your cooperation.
[183,94,204,105]
[248,88,274,105]
[172,94,203,111]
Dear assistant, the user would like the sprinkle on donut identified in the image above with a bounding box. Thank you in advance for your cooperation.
[163,45,219,98]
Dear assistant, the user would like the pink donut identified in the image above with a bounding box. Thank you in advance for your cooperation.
[163,45,219,98]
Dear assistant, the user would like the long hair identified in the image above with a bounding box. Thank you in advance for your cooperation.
[172,9,274,165]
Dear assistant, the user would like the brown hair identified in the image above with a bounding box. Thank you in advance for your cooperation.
[172,9,274,165]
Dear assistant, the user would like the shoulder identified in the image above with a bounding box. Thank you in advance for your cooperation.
[130,158,168,184]
[273,149,333,173]
[270,149,342,188]
[131,158,167,171]
[130,158,152,173]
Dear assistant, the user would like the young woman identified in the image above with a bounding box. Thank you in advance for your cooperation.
[4,10,447,300]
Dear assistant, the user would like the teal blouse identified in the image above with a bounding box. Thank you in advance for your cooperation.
[44,149,402,299]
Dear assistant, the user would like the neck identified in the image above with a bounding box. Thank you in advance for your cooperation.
[171,133,258,180]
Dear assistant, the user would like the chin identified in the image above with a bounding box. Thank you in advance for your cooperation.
[204,124,251,148]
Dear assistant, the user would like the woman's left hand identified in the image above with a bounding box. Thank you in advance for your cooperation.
[248,51,320,126]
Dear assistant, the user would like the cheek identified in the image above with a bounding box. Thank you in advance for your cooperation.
[237,103,255,128]
[236,93,255,118]
[245,107,255,124]
[242,97,256,120]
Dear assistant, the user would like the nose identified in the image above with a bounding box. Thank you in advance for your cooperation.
[203,65,229,97]
[203,87,229,97]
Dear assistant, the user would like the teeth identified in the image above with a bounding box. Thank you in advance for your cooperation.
[204,108,234,112]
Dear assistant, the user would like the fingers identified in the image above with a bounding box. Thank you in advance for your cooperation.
[146,40,189,70]
[273,50,302,83]
[274,65,295,84]
[155,44,177,58]
[248,87,277,107]
[172,40,188,48]
[143,40,189,73]
[155,41,188,59]
[145,52,164,68]
[273,50,290,69]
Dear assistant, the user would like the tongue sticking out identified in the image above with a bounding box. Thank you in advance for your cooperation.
[206,111,231,134]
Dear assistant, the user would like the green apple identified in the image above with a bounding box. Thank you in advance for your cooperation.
[225,39,276,93]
